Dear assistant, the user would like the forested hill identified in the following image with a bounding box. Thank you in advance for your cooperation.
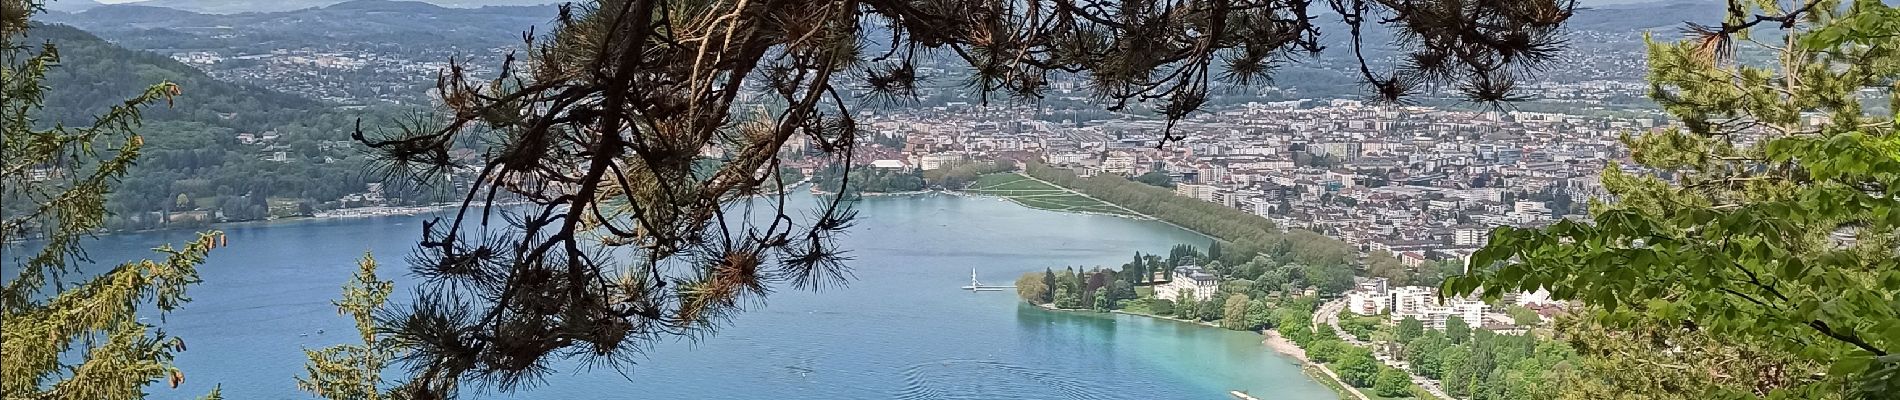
[42,0,557,52]
[28,23,319,129]
[24,23,437,230]
[39,0,558,104]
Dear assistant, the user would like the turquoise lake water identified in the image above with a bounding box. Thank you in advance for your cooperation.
[56,192,1335,399]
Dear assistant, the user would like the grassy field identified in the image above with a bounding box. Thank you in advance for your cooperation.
[963,173,1143,217]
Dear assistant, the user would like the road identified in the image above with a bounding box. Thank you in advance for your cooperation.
[1316,298,1456,400]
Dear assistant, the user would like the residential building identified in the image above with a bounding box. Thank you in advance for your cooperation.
[1155,265,1219,302]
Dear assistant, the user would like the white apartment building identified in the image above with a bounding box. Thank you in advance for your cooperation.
[1345,277,1393,316]
[1453,228,1487,246]
[1386,286,1487,330]
[1155,265,1219,302]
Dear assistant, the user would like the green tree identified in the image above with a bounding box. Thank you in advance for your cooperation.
[1373,366,1413,397]
[1308,340,1346,364]
[1445,315,1471,345]
[1439,346,1474,397]
[1130,253,1149,283]
[2,3,224,398]
[1197,295,1224,322]
[1405,333,1449,379]
[1044,268,1059,298]
[1206,240,1223,264]
[1503,305,1542,327]
[1053,287,1083,310]
[1245,299,1274,330]
[1365,250,1407,283]
[1446,1,1899,395]
[1336,346,1380,387]
[1300,262,1355,295]
[1175,291,1198,319]
[297,254,396,400]
[1221,294,1251,330]
[1396,316,1424,344]
[1134,170,1174,188]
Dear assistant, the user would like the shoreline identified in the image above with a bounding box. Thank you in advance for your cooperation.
[1032,303,1310,363]
[953,191,1156,221]
[1262,329,1308,362]
[1027,302,1363,400]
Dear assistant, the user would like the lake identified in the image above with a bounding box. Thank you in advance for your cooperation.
[63,192,1335,399]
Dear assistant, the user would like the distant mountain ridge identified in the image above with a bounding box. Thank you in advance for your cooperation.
[44,0,558,50]
[91,0,557,14]
[43,0,104,13]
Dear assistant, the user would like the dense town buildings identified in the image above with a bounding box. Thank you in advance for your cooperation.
[873,97,1653,271]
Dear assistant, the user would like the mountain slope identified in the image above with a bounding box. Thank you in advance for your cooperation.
[29,23,319,129]
[24,23,425,228]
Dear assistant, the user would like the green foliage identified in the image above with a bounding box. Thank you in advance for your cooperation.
[813,164,926,193]
[1245,299,1274,330]
[1404,333,1449,379]
[1341,315,1383,342]
[1176,292,1200,319]
[17,24,431,229]
[3,5,224,397]
[1445,315,1471,344]
[1221,294,1252,330]
[1054,288,1083,310]
[1149,299,1175,316]
[1438,346,1473,397]
[1373,367,1414,397]
[1447,1,1900,395]
[1504,305,1543,327]
[298,254,397,400]
[1335,346,1379,387]
[1365,250,1408,284]
[1308,340,1347,364]
[1134,170,1174,188]
[1396,317,1424,343]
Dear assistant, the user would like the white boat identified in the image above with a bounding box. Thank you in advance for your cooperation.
[961,269,1014,291]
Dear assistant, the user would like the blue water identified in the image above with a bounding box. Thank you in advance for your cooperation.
[50,193,1334,399]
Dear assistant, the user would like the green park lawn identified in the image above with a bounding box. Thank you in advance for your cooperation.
[964,173,1142,217]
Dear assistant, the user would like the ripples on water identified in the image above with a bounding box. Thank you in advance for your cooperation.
[898,359,1134,400]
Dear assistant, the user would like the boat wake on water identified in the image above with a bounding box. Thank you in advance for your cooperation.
[894,359,1132,400]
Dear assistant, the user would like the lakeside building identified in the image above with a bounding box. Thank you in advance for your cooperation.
[1346,283,1489,330]
[1155,265,1219,302]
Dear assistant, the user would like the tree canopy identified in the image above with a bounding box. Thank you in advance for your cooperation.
[1448,0,1900,396]
[3,1,225,397]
